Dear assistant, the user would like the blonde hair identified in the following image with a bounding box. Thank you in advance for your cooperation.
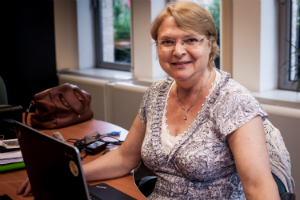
[150,1,219,68]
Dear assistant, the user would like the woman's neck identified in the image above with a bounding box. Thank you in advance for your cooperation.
[175,67,214,99]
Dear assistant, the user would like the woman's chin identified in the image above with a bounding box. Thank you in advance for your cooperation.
[172,73,194,82]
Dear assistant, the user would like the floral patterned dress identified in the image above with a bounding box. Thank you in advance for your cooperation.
[138,70,295,200]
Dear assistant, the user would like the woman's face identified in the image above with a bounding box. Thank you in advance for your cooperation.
[157,16,211,84]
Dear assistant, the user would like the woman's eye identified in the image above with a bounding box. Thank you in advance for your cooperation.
[160,40,174,46]
[185,38,198,44]
[164,40,173,44]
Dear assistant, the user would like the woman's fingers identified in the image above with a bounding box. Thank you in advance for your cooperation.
[17,178,32,196]
[17,178,28,194]
[23,181,32,197]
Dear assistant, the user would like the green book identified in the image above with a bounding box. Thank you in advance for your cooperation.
[0,162,25,172]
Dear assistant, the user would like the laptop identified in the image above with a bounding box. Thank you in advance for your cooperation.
[13,121,136,200]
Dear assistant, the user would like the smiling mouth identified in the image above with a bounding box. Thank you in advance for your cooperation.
[172,61,192,65]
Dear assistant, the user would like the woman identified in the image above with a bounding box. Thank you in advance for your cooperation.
[18,1,294,199]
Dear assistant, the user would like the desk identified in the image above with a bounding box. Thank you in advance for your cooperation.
[0,119,147,200]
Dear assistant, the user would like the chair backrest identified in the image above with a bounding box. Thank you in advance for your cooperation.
[0,76,8,105]
[133,161,157,198]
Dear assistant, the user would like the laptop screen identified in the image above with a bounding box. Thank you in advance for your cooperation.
[14,121,91,200]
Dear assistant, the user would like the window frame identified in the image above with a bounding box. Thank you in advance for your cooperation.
[92,0,131,72]
[278,0,299,91]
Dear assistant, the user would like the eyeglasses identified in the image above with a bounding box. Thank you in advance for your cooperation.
[156,38,206,51]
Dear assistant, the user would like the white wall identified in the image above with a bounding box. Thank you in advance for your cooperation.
[131,0,167,79]
[232,0,261,92]
[259,0,278,92]
[232,0,278,93]
[106,81,149,130]
[54,0,95,70]
[76,0,96,69]
[53,0,79,70]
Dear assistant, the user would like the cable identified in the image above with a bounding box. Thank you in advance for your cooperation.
[98,135,123,145]
[67,138,88,160]
[67,136,123,159]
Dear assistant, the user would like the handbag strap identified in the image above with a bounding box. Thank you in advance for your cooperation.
[25,100,35,125]
[59,88,88,114]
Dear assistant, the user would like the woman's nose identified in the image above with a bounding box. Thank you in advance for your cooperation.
[173,41,186,57]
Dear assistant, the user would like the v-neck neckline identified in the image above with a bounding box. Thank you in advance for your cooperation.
[151,69,230,165]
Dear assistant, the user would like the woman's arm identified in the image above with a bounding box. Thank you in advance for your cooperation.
[226,116,280,200]
[83,114,146,182]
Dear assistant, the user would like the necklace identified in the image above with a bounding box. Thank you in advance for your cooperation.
[176,68,212,120]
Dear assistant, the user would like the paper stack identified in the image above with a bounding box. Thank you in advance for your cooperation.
[0,139,25,172]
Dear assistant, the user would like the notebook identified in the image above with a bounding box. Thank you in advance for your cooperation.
[13,121,136,200]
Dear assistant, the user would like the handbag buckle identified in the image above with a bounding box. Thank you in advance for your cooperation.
[26,101,35,112]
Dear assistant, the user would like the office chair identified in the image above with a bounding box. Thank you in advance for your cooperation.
[133,161,157,198]
[272,173,296,200]
[0,76,23,139]
[0,75,8,105]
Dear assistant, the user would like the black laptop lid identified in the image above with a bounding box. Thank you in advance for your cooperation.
[14,122,90,200]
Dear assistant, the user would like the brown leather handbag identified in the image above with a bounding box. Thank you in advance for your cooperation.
[25,83,93,129]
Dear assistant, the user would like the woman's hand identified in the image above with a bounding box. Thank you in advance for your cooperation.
[17,177,32,197]
[227,116,280,200]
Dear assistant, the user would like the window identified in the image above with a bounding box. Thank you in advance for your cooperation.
[93,0,131,71]
[206,0,221,69]
[279,0,299,91]
[93,0,220,72]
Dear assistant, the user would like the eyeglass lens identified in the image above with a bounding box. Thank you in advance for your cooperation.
[158,38,205,51]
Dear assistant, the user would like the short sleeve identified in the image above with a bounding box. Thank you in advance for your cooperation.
[214,79,268,138]
[138,86,151,124]
[138,78,173,125]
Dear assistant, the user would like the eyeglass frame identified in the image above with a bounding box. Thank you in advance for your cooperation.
[155,37,207,51]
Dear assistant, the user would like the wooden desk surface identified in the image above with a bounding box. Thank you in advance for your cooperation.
[0,119,147,200]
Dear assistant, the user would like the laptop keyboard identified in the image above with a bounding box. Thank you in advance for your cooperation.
[90,194,102,200]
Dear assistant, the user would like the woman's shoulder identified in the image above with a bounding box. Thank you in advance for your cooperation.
[211,70,268,136]
[147,77,174,93]
[140,77,173,106]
